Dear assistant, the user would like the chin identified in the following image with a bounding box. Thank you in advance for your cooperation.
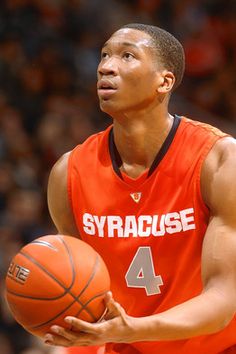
[99,101,119,116]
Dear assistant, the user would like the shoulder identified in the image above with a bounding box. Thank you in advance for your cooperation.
[201,136,236,218]
[48,151,71,198]
[50,151,70,178]
[181,116,228,140]
[68,127,112,172]
[47,152,79,236]
[202,137,236,177]
[48,151,71,211]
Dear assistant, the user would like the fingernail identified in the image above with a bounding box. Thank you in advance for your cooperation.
[65,317,72,323]
[44,334,53,345]
[51,325,59,333]
[45,334,53,341]
[45,340,52,345]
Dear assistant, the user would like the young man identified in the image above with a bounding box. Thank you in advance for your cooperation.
[45,24,236,353]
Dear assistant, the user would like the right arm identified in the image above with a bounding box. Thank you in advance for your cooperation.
[47,152,80,238]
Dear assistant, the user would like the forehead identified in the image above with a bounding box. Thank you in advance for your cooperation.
[103,28,153,51]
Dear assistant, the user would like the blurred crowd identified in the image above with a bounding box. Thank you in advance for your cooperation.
[0,0,235,353]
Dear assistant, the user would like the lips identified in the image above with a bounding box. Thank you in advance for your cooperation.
[97,79,117,100]
[97,79,117,90]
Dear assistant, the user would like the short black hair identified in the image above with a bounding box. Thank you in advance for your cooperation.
[121,23,185,91]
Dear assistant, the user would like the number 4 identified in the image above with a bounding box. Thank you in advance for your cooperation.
[125,247,163,296]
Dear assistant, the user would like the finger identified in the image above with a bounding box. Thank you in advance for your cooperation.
[104,291,113,304]
[104,295,123,320]
[45,333,90,347]
[46,328,101,347]
[50,325,80,341]
[64,317,100,334]
[44,333,71,347]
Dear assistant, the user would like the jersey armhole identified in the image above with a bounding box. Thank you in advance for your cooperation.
[67,146,81,217]
[196,136,227,214]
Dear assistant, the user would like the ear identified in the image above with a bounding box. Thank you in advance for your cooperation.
[157,70,175,94]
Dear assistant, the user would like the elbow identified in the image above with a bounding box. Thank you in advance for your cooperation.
[208,307,236,334]
[216,311,235,332]
[202,287,236,334]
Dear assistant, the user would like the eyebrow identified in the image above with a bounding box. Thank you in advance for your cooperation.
[102,41,139,50]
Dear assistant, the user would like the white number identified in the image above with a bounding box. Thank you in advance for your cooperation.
[125,247,163,296]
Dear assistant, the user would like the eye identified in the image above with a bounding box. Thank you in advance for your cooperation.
[123,52,134,61]
[101,51,109,59]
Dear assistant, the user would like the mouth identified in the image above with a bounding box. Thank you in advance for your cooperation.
[97,80,117,99]
[97,79,117,90]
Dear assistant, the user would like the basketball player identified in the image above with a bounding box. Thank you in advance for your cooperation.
[44,24,236,353]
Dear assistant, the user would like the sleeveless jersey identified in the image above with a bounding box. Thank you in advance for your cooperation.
[67,116,236,354]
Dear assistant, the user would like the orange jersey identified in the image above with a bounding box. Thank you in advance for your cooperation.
[67,115,236,354]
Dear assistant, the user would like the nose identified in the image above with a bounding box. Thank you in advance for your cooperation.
[98,57,118,77]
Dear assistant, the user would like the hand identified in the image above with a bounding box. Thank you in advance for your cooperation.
[44,292,136,347]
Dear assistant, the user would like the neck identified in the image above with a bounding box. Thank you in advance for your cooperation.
[112,107,174,178]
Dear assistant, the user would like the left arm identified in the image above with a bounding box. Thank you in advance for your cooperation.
[45,137,236,346]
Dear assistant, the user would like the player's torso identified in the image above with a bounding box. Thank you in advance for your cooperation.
[68,115,217,314]
[68,116,236,353]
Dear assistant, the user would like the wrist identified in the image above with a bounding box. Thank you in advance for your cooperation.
[126,315,158,343]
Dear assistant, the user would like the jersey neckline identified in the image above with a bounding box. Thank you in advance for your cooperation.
[108,114,181,181]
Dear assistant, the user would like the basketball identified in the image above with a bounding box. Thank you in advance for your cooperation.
[5,235,110,338]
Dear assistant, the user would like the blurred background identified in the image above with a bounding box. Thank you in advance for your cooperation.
[0,0,235,353]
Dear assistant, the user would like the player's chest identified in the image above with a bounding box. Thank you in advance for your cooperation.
[77,170,197,240]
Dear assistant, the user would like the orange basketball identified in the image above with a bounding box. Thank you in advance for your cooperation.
[5,235,110,338]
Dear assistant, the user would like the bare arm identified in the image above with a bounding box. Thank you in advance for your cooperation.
[126,137,236,341]
[47,152,80,238]
[45,137,236,347]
